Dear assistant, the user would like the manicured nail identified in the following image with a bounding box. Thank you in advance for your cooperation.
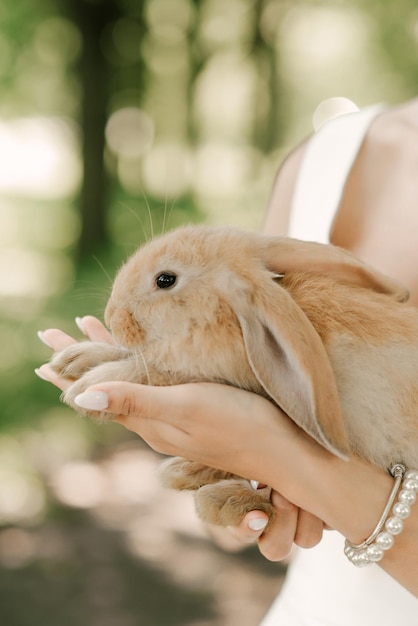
[250,480,259,490]
[37,331,52,348]
[34,367,50,382]
[248,518,268,531]
[75,391,109,411]
[75,317,87,335]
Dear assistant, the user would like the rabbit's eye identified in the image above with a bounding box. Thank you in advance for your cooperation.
[156,272,177,289]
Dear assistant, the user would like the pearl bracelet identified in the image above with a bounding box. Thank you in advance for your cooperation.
[344,464,418,567]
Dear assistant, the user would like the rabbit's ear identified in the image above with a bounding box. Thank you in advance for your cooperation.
[236,285,350,459]
[262,238,409,302]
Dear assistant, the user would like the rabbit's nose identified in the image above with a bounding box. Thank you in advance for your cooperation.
[108,307,145,347]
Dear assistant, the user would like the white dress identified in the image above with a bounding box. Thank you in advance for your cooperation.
[259,103,418,625]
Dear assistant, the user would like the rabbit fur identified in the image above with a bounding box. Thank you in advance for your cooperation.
[49,225,418,527]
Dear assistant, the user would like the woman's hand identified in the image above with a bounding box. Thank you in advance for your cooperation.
[37,318,306,478]
[214,493,325,560]
[36,316,326,560]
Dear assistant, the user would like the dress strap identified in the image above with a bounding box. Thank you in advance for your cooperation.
[289,104,385,243]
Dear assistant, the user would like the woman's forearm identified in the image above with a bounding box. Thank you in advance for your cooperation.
[264,435,418,596]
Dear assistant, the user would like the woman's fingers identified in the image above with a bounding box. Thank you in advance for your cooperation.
[257,493,324,561]
[35,364,73,391]
[73,381,176,419]
[36,327,79,389]
[223,511,269,545]
[204,511,269,551]
[36,316,113,389]
[38,329,77,351]
[210,495,298,560]
[294,509,324,549]
[76,316,113,343]
[38,316,111,353]
[257,492,299,561]
[226,491,325,561]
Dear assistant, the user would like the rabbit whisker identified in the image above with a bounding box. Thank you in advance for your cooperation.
[165,195,178,233]
[141,190,154,240]
[133,347,152,386]
[161,187,169,235]
[92,255,114,285]
[117,200,150,243]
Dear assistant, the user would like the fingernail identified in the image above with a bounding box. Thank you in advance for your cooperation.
[250,480,259,490]
[34,367,51,382]
[37,331,52,348]
[75,391,109,411]
[75,317,86,335]
[248,518,268,531]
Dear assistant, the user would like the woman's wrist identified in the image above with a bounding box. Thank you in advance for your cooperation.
[263,426,395,545]
[279,440,417,563]
[310,454,395,544]
[309,454,418,594]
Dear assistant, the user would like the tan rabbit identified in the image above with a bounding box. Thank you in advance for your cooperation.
[49,225,418,528]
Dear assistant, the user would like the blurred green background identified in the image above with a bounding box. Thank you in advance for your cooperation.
[0,1,417,624]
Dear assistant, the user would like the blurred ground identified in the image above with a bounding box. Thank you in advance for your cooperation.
[0,416,286,626]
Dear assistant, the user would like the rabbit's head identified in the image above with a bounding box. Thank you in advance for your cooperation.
[105,226,258,349]
[105,225,408,460]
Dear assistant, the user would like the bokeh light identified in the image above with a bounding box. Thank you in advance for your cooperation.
[106,107,154,160]
[141,141,192,198]
[0,117,80,198]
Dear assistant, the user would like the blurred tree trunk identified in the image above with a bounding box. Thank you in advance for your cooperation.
[58,0,122,265]
[67,0,120,263]
[77,3,112,260]
[250,0,286,154]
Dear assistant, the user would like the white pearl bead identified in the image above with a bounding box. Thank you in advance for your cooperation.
[366,544,384,562]
[385,516,403,535]
[393,501,411,519]
[375,531,395,550]
[399,489,416,505]
[344,544,355,558]
[403,478,418,492]
[405,469,418,481]
[353,550,370,567]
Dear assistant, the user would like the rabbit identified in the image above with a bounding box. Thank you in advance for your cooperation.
[48,224,418,528]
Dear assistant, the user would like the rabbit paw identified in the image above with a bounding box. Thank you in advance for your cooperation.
[60,361,130,421]
[194,480,274,527]
[50,342,128,380]
[158,457,236,491]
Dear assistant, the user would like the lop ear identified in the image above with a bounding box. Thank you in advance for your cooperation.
[236,282,350,459]
[262,237,409,303]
